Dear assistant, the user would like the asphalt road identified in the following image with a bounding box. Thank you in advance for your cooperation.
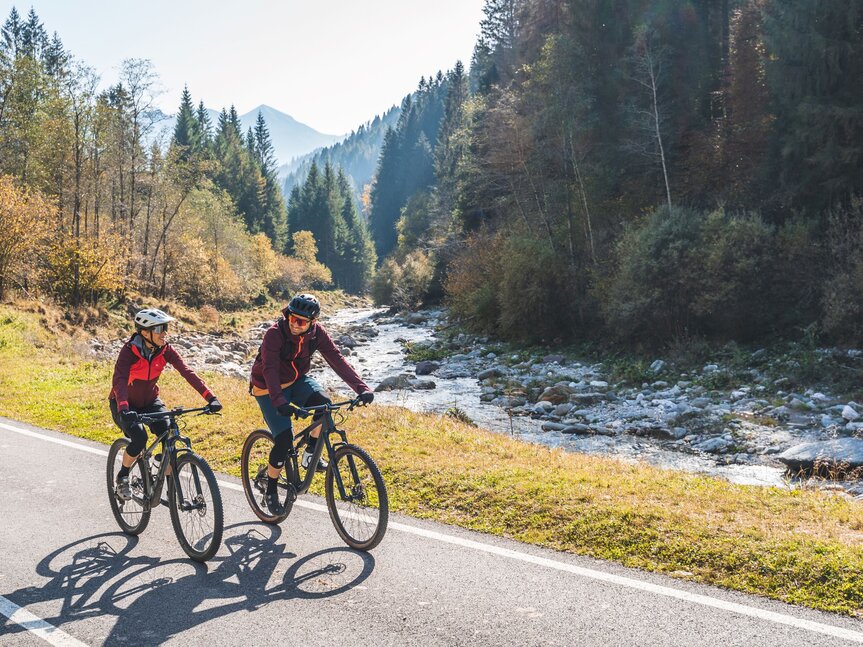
[1,416,863,646]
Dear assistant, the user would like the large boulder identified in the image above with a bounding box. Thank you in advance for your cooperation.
[538,385,574,405]
[477,366,507,380]
[375,373,436,392]
[416,360,440,375]
[375,374,416,391]
[776,438,863,476]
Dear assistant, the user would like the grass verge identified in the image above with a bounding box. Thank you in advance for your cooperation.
[1,304,862,615]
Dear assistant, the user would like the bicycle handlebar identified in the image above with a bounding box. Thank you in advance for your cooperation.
[286,395,366,418]
[133,404,218,424]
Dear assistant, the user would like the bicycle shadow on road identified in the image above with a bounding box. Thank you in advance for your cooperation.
[1,522,376,643]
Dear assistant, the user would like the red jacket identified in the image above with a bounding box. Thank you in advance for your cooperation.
[250,319,369,408]
[109,335,213,411]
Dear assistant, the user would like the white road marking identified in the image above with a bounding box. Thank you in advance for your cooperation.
[0,594,89,647]
[3,420,863,644]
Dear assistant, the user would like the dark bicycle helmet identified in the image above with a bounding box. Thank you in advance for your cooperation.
[285,293,320,319]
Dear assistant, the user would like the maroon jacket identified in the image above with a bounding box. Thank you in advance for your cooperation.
[250,319,369,408]
[109,335,213,411]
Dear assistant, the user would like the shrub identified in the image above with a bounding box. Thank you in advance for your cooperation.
[268,231,333,297]
[821,197,863,342]
[691,209,776,339]
[445,229,585,342]
[496,235,580,342]
[199,305,220,327]
[444,231,504,334]
[601,206,778,344]
[371,250,434,309]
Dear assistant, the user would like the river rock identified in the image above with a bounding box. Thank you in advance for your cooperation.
[543,354,565,364]
[650,359,666,373]
[416,360,440,375]
[405,312,429,325]
[533,401,554,414]
[337,334,358,349]
[569,392,607,405]
[539,385,574,404]
[561,423,591,435]
[477,366,507,380]
[842,405,860,421]
[541,422,568,431]
[693,437,731,453]
[627,421,676,440]
[375,374,417,391]
[553,402,573,417]
[777,438,863,474]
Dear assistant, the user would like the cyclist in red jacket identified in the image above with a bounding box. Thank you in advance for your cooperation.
[109,308,222,500]
[249,293,373,515]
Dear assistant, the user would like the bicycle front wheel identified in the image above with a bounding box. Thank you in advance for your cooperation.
[240,429,292,524]
[168,452,223,562]
[106,438,151,535]
[325,444,388,551]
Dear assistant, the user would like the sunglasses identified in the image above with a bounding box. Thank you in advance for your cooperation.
[148,324,169,334]
[288,314,312,327]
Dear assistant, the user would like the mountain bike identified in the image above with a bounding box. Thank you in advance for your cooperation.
[106,405,224,562]
[240,396,388,551]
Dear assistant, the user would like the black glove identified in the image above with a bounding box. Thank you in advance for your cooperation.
[207,397,222,413]
[120,409,139,425]
[278,403,310,418]
[358,391,374,406]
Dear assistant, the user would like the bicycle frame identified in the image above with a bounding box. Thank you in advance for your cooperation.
[280,400,355,499]
[128,407,208,513]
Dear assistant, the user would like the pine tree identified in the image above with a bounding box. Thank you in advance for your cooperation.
[253,111,276,177]
[42,32,68,78]
[764,0,863,211]
[20,8,47,59]
[171,86,200,156]
[195,101,211,149]
[1,7,22,57]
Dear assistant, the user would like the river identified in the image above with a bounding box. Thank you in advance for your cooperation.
[311,307,792,488]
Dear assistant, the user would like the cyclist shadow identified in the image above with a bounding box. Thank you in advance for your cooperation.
[100,522,376,642]
[1,531,155,635]
[2,524,375,643]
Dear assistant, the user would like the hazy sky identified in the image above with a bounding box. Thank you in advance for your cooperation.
[3,1,485,134]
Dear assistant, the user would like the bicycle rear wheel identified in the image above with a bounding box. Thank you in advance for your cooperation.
[106,438,151,535]
[240,429,292,524]
[325,444,388,551]
[168,452,223,562]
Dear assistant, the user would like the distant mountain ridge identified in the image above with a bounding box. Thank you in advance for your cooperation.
[151,104,343,166]
[281,103,401,205]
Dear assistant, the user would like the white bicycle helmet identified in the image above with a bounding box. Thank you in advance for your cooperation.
[134,308,176,331]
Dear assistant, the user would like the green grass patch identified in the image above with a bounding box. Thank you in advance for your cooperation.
[2,304,863,616]
[402,341,450,362]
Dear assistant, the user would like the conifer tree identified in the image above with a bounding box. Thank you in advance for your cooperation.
[171,86,200,156]
[1,7,22,57]
[764,0,863,210]
[42,32,68,78]
[195,100,211,149]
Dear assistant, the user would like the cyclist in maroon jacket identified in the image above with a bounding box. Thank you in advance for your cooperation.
[249,293,373,515]
[110,308,222,501]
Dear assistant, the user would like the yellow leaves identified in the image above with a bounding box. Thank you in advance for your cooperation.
[0,175,58,297]
[267,230,333,296]
[291,230,320,264]
[41,229,124,301]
